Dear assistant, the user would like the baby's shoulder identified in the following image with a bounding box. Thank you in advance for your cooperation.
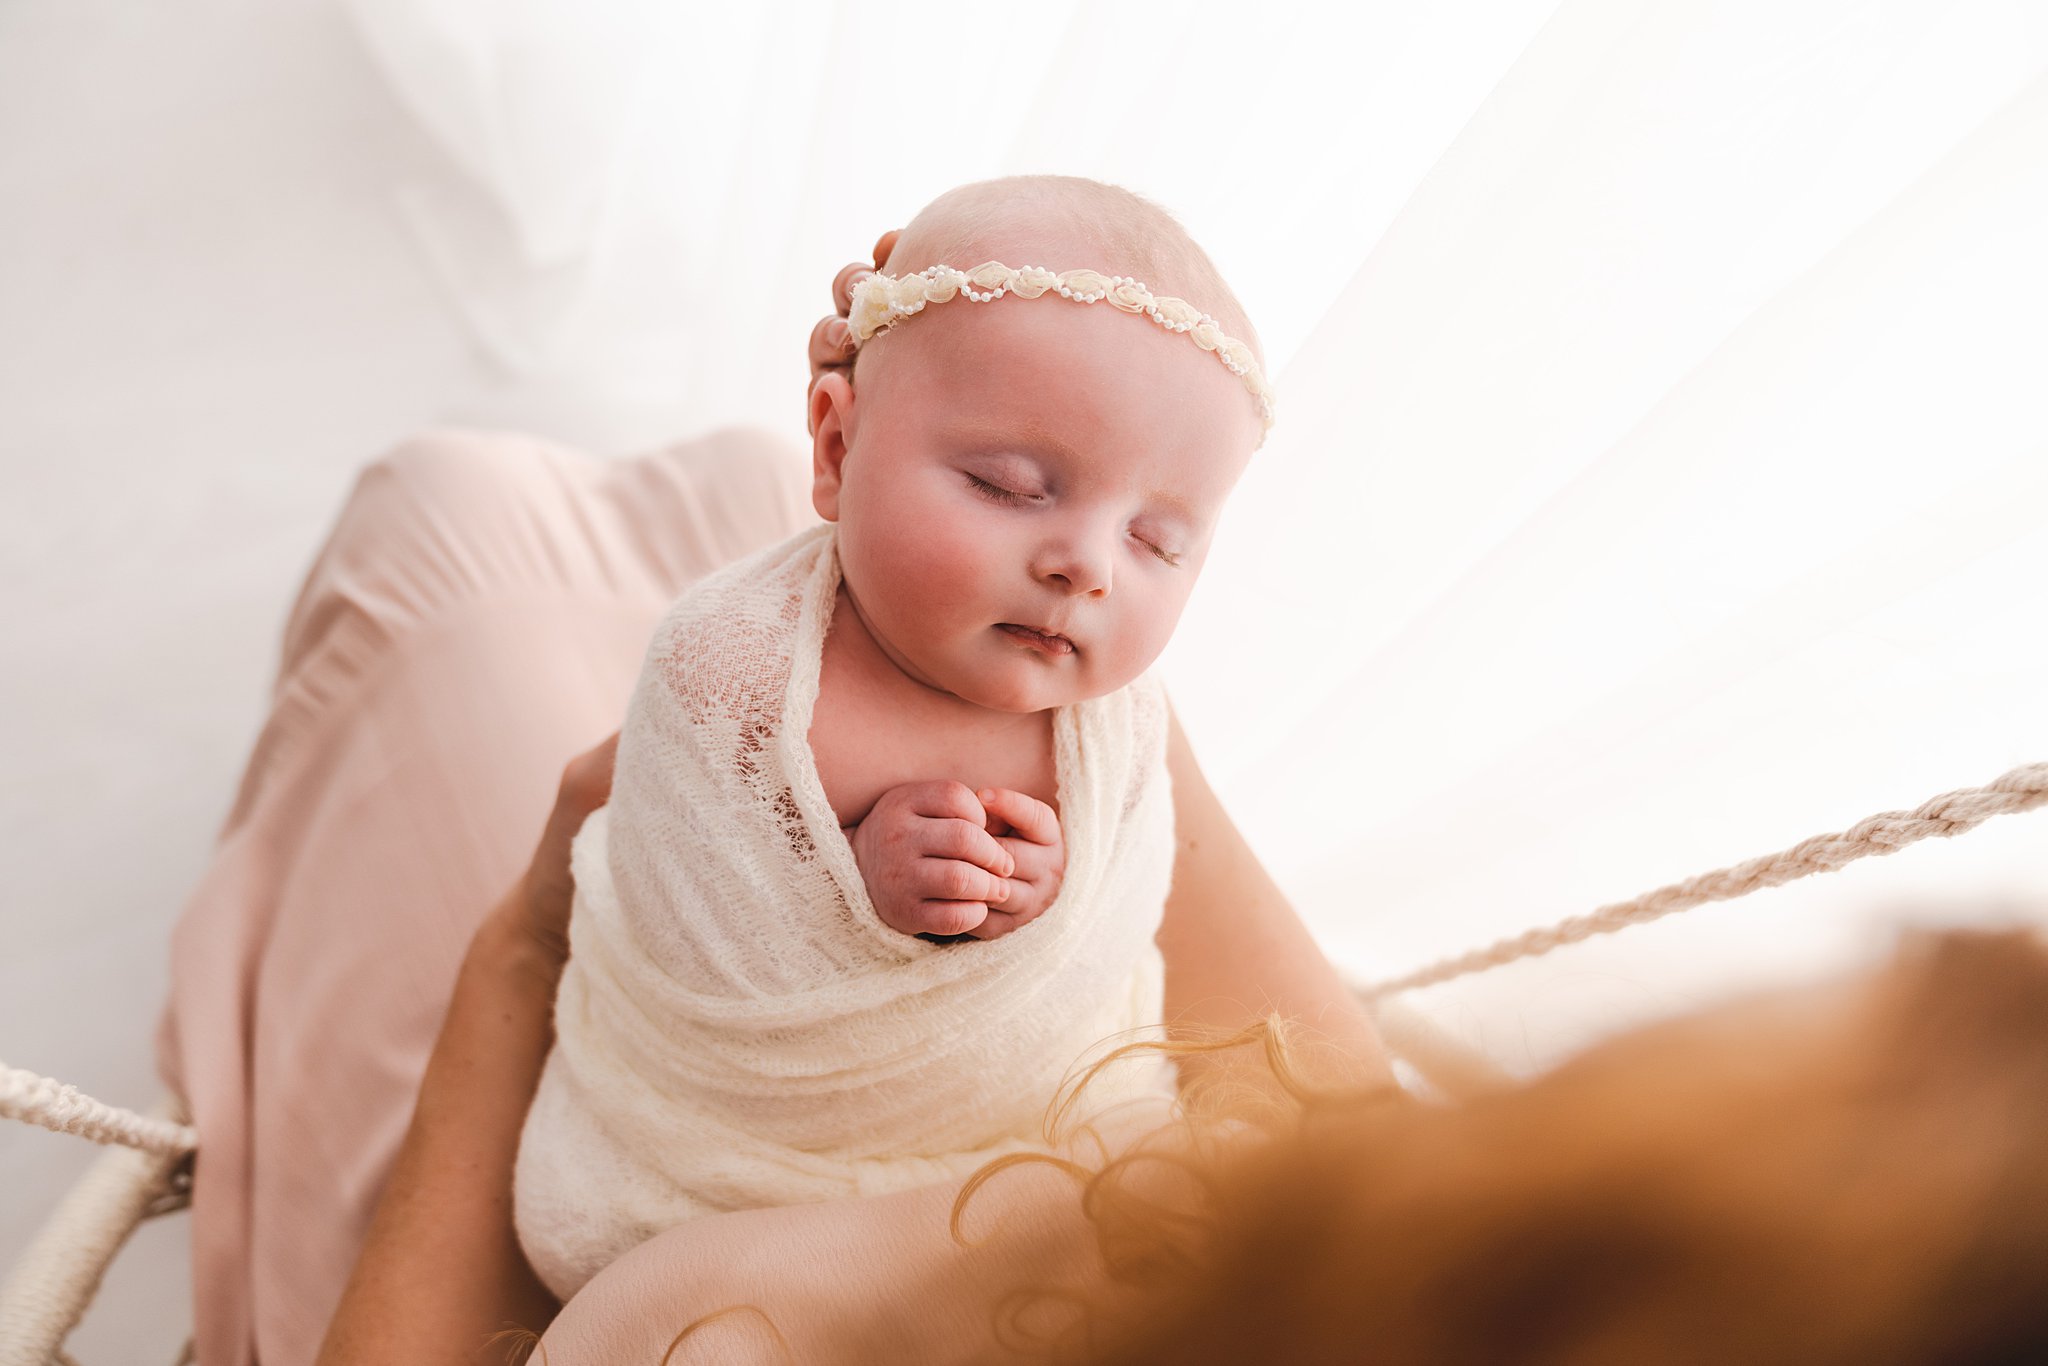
[639,523,830,718]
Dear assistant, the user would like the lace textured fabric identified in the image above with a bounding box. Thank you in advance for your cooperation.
[511,521,1180,1301]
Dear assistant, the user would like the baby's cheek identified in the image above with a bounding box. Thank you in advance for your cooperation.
[1093,593,1175,690]
[897,522,996,613]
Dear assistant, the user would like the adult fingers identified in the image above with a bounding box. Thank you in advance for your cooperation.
[976,788,1060,846]
[806,313,856,438]
[808,231,900,436]
[808,313,854,379]
[520,727,621,962]
[833,260,878,318]
[829,229,902,316]
[562,729,620,812]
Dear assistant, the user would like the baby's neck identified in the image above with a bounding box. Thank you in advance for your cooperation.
[812,583,1061,829]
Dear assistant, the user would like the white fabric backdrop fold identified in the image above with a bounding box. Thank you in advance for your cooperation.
[27,4,2039,1353]
[345,0,2048,1070]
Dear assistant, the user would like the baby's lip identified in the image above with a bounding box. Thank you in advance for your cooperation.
[997,622,1077,649]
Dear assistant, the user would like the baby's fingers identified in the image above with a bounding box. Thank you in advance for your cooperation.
[964,907,1029,941]
[976,788,1060,847]
[1000,834,1065,885]
[912,899,992,939]
[919,814,1014,878]
[916,857,1011,910]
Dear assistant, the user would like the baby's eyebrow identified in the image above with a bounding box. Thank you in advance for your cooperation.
[951,424,1200,523]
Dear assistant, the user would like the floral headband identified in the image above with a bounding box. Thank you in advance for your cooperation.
[845,261,1276,440]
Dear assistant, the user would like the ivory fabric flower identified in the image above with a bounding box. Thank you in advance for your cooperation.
[837,257,1275,442]
[846,274,896,342]
[887,272,933,313]
[1058,268,1113,299]
[1105,279,1152,314]
[1010,265,1060,298]
[1152,296,1203,330]
[965,261,1012,290]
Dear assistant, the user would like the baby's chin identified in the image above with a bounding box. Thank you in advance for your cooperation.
[946,653,1141,715]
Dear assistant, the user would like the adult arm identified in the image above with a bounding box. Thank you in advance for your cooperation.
[1154,694,1395,1090]
[313,900,563,1364]
[534,1104,1179,1365]
[311,732,1165,1366]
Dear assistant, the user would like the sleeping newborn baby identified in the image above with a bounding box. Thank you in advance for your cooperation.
[513,173,1277,1302]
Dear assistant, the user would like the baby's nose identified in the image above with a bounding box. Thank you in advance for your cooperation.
[1036,544,1112,596]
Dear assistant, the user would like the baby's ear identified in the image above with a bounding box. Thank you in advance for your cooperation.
[809,371,855,522]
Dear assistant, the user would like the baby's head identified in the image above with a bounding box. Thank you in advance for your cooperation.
[806,175,1269,716]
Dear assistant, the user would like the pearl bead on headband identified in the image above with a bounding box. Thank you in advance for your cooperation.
[845,261,1276,440]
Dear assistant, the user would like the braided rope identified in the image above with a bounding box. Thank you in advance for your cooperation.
[1361,759,2048,1001]
[0,761,2017,1366]
[0,1063,196,1157]
[0,1092,191,1366]
[3,760,2044,1155]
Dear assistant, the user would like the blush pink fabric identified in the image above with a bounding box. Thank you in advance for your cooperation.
[151,425,817,1366]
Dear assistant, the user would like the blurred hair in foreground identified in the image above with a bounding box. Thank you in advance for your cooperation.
[1045,920,2048,1366]
[497,920,2048,1364]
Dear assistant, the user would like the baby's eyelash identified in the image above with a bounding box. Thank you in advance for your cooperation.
[965,473,1035,506]
[963,473,1181,566]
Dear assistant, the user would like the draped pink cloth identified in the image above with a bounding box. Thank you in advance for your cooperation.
[151,425,817,1366]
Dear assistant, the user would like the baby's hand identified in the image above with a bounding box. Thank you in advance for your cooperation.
[970,787,1065,941]
[849,781,1064,942]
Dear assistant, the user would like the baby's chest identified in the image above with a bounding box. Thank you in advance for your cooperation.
[806,682,1058,830]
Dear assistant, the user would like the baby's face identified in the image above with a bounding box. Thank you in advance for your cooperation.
[811,279,1261,714]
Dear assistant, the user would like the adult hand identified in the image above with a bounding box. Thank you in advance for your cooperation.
[806,228,901,437]
[508,728,619,970]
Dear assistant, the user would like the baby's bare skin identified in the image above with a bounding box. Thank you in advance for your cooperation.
[802,202,1258,948]
[812,579,1066,939]
[849,780,1066,941]
[812,238,1073,939]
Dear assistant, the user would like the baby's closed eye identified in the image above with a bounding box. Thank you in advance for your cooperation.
[961,472,1182,565]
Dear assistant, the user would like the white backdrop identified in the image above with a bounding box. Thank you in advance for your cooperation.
[342,0,2048,1062]
[4,0,2046,1356]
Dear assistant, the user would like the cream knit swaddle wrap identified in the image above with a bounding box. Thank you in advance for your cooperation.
[513,521,1180,1301]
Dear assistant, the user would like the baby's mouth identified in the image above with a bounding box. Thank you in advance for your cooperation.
[995,623,1075,655]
